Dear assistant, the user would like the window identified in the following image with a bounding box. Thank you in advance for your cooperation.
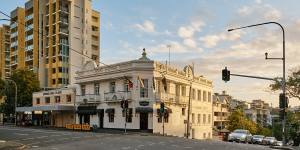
[175,84,180,96]
[208,92,211,102]
[52,79,56,85]
[123,80,129,92]
[203,133,206,139]
[208,114,211,124]
[192,89,195,100]
[45,97,50,103]
[140,79,148,98]
[198,114,201,124]
[181,86,186,96]
[55,96,60,103]
[52,68,56,74]
[110,82,115,93]
[203,114,206,124]
[36,98,40,104]
[66,94,71,102]
[108,113,114,122]
[81,85,86,96]
[208,132,211,138]
[182,108,186,116]
[203,91,207,101]
[192,113,195,124]
[94,83,100,95]
[197,90,201,101]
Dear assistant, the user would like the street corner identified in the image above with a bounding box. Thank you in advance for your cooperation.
[0,140,27,150]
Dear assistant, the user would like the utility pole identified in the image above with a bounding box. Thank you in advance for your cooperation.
[186,82,192,139]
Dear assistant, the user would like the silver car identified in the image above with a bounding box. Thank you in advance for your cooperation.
[251,135,265,144]
[262,137,277,145]
[228,129,252,143]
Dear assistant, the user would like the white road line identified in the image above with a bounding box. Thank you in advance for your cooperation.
[14,133,29,136]
[121,146,131,150]
[21,137,34,141]
[37,136,48,139]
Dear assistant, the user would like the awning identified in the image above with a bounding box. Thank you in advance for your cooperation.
[16,105,75,112]
[77,105,97,115]
[96,109,104,113]
[135,107,153,113]
[105,108,115,113]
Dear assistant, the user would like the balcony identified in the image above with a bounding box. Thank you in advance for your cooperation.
[25,34,33,41]
[25,55,33,61]
[214,116,228,122]
[25,45,33,52]
[25,24,33,32]
[25,14,33,21]
[10,41,18,48]
[10,22,17,29]
[11,32,18,38]
[59,17,68,24]
[59,28,69,35]
[104,91,132,102]
[155,92,188,105]
[76,94,101,104]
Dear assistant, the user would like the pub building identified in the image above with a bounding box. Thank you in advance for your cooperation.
[74,49,214,139]
[16,87,76,127]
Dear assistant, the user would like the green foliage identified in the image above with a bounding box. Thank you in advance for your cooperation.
[2,69,40,115]
[0,78,5,96]
[270,67,300,100]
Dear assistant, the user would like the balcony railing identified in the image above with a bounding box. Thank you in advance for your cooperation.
[25,44,33,52]
[76,94,101,103]
[26,34,33,41]
[25,24,33,32]
[59,28,69,35]
[104,91,132,102]
[10,42,18,48]
[25,14,33,21]
[11,32,18,38]
[25,55,33,61]
[10,22,17,29]
[155,92,188,104]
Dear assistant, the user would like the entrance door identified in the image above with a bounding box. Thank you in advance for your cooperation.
[83,114,90,124]
[98,112,104,128]
[140,113,148,130]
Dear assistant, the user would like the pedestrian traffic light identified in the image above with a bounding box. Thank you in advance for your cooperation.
[121,99,125,108]
[279,93,288,109]
[160,102,165,114]
[124,100,129,109]
[222,67,230,82]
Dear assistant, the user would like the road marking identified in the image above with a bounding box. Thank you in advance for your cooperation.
[37,136,48,139]
[32,145,39,148]
[183,147,193,149]
[0,140,6,143]
[22,137,34,141]
[60,138,69,140]
[13,133,29,136]
[28,142,40,146]
[121,146,131,150]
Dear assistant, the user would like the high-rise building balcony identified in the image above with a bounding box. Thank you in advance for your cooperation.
[76,94,101,104]
[25,14,33,21]
[25,34,33,41]
[11,50,18,56]
[10,41,18,48]
[59,17,68,24]
[25,55,33,61]
[10,22,17,29]
[104,91,132,102]
[25,24,33,32]
[25,44,33,52]
[59,28,69,35]
[10,32,18,38]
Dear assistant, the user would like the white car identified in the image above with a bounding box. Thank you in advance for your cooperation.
[228,129,252,143]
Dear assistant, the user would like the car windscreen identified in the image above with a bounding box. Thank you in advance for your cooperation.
[233,130,247,134]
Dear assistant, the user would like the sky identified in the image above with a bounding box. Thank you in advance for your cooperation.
[1,0,300,107]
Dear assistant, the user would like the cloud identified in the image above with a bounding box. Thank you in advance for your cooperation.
[263,8,281,20]
[236,4,281,21]
[199,31,243,48]
[177,20,205,38]
[134,20,155,33]
[183,38,197,48]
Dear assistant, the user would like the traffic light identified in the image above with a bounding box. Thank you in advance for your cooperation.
[124,100,129,109]
[162,77,167,91]
[121,99,125,108]
[160,102,165,114]
[279,109,286,120]
[279,93,288,109]
[222,67,230,82]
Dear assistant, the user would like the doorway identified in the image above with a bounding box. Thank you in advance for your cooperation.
[98,111,104,128]
[140,113,148,130]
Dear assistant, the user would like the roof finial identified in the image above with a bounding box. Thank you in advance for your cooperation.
[138,48,151,61]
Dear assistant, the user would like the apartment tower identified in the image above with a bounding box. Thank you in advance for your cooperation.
[7,0,100,88]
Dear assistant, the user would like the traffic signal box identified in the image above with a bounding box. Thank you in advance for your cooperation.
[222,67,230,82]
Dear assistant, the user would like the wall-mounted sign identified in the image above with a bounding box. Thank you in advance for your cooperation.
[139,101,149,106]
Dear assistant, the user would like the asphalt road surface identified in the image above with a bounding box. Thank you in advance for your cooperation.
[0,126,273,150]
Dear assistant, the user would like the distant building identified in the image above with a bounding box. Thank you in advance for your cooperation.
[245,99,271,126]
[0,24,11,79]
[213,91,230,130]
[16,87,76,127]
[75,49,214,139]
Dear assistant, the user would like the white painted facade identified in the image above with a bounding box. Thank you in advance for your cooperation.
[75,50,213,139]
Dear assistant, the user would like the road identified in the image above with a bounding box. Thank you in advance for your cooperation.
[0,126,273,150]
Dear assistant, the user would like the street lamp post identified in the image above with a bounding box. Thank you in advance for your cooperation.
[5,79,17,126]
[228,22,286,145]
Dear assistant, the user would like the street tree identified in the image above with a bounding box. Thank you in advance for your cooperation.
[227,109,257,134]
[270,67,300,100]
[1,69,40,116]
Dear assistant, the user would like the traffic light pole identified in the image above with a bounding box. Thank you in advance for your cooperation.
[230,73,276,81]
[124,107,127,134]
[228,22,286,145]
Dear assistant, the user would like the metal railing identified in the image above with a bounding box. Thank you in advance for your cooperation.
[76,94,101,103]
[104,91,132,101]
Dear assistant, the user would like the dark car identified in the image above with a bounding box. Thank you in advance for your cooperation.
[251,135,265,144]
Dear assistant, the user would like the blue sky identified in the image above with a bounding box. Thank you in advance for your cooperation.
[1,0,300,106]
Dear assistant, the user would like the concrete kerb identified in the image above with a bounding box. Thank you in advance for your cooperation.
[0,141,27,150]
[270,146,296,150]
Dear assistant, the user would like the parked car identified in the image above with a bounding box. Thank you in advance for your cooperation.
[228,129,252,143]
[262,137,277,145]
[274,141,283,146]
[251,135,265,144]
